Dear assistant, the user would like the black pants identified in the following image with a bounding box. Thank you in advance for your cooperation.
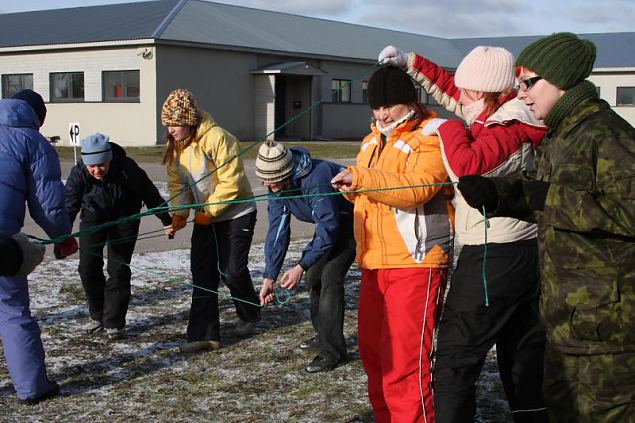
[187,211,260,342]
[78,219,140,329]
[305,223,356,362]
[434,239,547,423]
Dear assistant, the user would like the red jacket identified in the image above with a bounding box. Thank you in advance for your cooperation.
[407,52,548,245]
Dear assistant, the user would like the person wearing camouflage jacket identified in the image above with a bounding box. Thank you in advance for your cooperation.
[458,33,635,422]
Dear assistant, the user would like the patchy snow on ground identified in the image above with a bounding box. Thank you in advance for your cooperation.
[1,239,510,422]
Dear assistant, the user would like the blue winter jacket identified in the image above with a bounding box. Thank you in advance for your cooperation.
[264,147,353,280]
[0,99,71,239]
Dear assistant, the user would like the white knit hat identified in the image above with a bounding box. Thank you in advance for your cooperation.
[255,141,294,183]
[454,46,516,93]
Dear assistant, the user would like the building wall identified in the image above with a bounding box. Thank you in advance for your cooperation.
[155,45,258,142]
[253,74,275,141]
[590,71,635,124]
[0,46,157,146]
[2,43,633,147]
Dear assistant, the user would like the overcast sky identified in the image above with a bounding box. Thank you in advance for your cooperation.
[1,0,634,38]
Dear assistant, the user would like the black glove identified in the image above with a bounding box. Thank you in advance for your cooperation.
[457,175,499,214]
[526,180,550,211]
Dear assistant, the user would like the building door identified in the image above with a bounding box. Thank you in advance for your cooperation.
[274,75,312,140]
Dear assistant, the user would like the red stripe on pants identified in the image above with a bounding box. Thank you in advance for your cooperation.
[359,267,447,423]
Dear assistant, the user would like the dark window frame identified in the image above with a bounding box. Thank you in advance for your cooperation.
[331,79,352,103]
[50,72,85,103]
[616,86,635,106]
[1,73,33,98]
[102,70,140,102]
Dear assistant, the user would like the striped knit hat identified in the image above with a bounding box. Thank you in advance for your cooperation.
[161,89,200,127]
[516,32,596,89]
[454,46,516,93]
[255,141,294,183]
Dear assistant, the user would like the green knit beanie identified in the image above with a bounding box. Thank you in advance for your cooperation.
[516,32,596,89]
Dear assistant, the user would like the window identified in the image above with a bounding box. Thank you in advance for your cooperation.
[103,70,140,102]
[362,81,368,103]
[331,79,351,103]
[50,72,84,102]
[616,87,635,106]
[1,73,33,98]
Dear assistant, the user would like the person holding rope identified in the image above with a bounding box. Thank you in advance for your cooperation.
[0,96,77,405]
[458,33,635,422]
[331,65,454,423]
[161,89,260,354]
[65,133,173,339]
[379,45,548,421]
[256,141,356,373]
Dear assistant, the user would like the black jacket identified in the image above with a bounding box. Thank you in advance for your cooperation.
[65,142,171,226]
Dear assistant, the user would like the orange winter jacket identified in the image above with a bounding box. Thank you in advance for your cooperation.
[347,115,455,270]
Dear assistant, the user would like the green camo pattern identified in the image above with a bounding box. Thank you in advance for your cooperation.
[543,346,635,422]
[494,97,635,355]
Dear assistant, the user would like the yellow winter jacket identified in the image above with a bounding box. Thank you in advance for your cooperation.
[167,111,255,222]
[348,115,454,270]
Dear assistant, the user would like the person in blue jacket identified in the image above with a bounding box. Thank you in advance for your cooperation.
[256,141,356,373]
[0,97,77,405]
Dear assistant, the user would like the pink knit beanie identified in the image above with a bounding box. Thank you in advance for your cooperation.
[454,46,515,93]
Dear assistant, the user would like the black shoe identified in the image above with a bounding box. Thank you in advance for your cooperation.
[299,336,319,351]
[20,382,60,405]
[305,355,344,373]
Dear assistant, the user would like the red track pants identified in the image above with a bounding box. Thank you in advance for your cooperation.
[358,267,447,423]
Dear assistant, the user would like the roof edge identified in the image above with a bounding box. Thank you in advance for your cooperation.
[152,0,190,38]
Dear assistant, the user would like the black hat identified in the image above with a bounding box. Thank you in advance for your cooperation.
[12,89,47,127]
[368,65,417,109]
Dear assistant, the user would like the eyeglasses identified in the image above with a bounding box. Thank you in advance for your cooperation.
[518,76,542,92]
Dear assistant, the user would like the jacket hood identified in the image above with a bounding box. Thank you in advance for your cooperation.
[0,99,41,129]
[194,110,217,140]
[289,147,313,182]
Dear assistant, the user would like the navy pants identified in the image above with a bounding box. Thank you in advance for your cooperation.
[0,274,56,400]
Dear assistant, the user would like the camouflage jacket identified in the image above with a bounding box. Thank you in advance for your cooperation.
[492,97,635,354]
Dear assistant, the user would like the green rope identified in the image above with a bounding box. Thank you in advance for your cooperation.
[162,62,383,208]
[482,205,490,307]
[85,248,264,308]
[41,181,457,244]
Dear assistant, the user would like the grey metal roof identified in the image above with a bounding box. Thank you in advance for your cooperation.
[0,0,633,69]
[0,0,180,46]
[0,0,463,67]
[451,32,635,68]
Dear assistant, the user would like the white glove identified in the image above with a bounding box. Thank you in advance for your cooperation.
[421,118,448,136]
[378,45,408,68]
[12,233,45,276]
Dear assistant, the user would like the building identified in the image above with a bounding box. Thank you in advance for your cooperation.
[1,0,633,146]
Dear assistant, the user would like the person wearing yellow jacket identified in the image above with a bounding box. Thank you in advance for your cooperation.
[332,66,454,423]
[161,89,260,353]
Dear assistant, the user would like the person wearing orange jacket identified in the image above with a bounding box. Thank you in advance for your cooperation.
[332,65,454,423]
